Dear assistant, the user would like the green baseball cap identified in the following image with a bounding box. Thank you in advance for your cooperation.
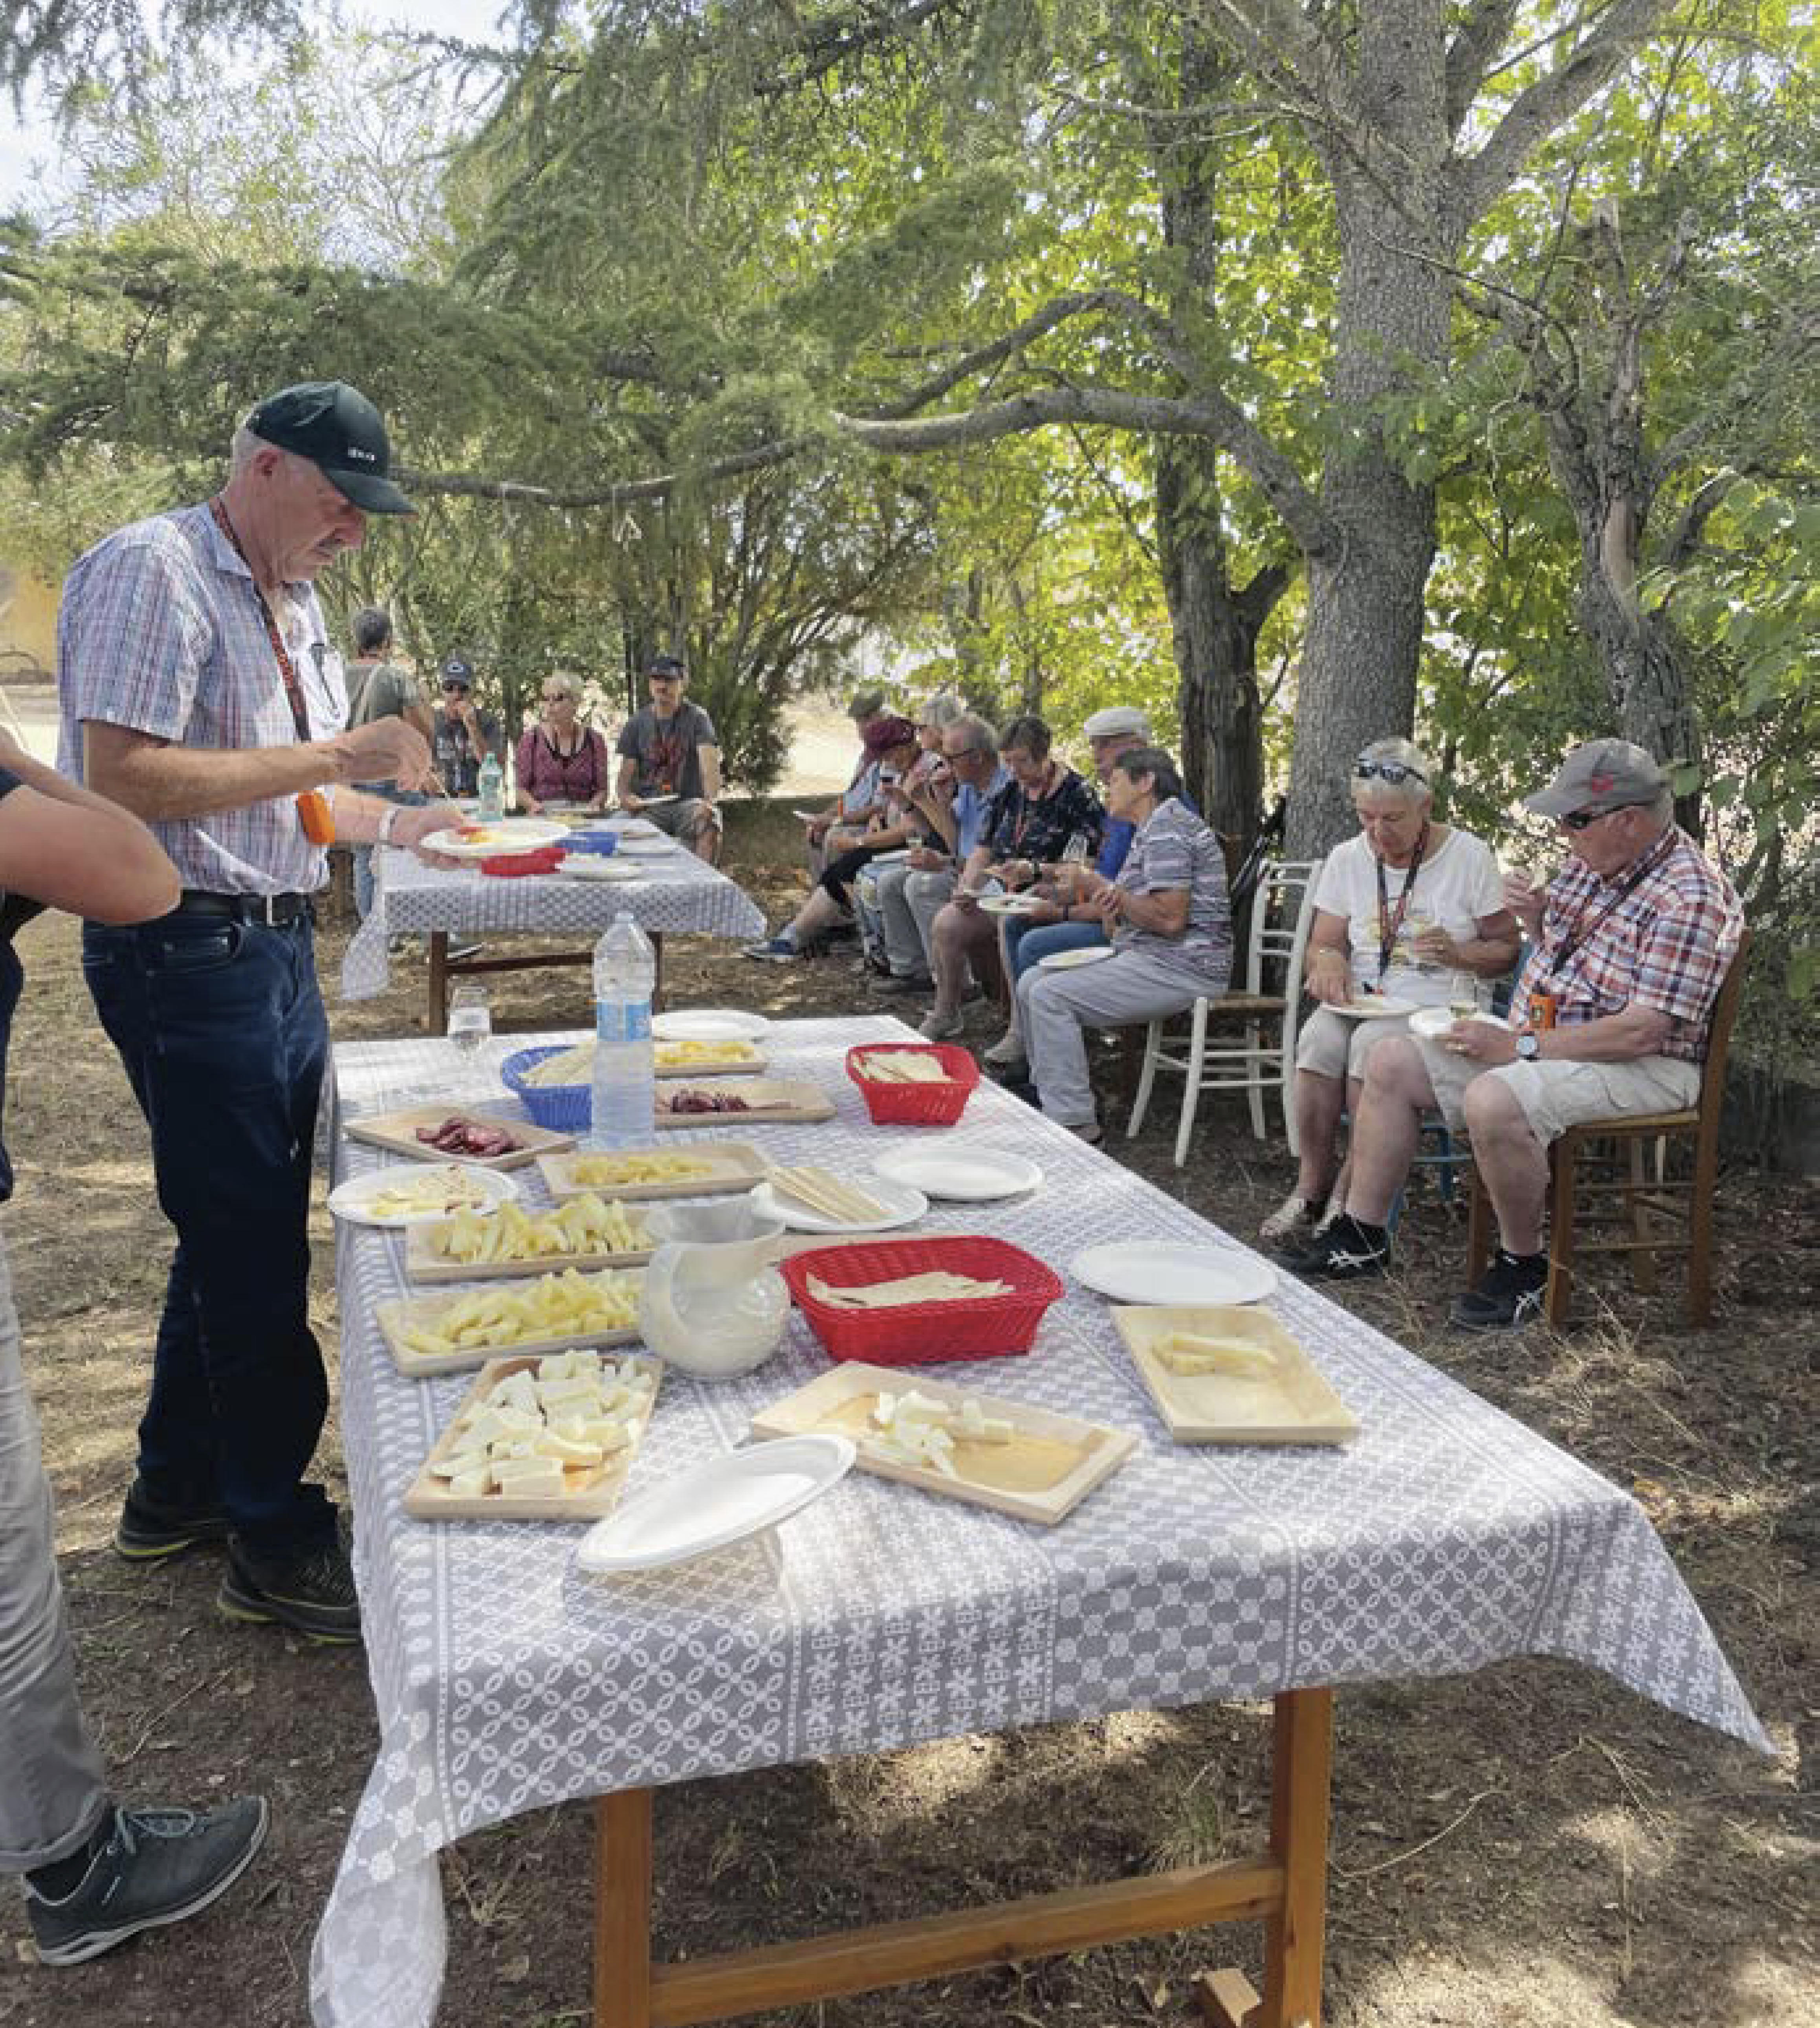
[247,380,414,515]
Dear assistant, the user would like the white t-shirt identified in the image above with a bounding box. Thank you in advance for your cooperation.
[1311,827,1505,1001]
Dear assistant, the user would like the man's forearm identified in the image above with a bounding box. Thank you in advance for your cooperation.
[698,748,722,801]
[86,729,335,820]
[1538,1005,1673,1061]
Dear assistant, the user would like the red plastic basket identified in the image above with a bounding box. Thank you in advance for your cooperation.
[481,847,566,877]
[845,1042,980,1127]
[782,1236,1063,1364]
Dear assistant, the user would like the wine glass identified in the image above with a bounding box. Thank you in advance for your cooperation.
[1447,970,1482,1021]
[447,982,491,1058]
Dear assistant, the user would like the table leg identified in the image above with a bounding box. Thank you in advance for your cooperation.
[594,1790,654,2028]
[651,932,665,1013]
[1199,1686,1333,2028]
[427,933,449,1035]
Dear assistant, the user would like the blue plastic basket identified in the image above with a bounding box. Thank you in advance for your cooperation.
[560,832,619,856]
[500,1046,592,1131]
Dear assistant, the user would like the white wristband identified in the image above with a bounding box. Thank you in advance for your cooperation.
[377,804,402,847]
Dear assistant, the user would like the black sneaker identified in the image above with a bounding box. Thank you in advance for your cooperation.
[1449,1249,1549,1331]
[25,1797,269,1966]
[114,1479,229,1563]
[872,974,931,997]
[218,1539,361,1646]
[1286,1213,1392,1281]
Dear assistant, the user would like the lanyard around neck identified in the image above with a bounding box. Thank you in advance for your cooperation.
[209,497,313,743]
[1373,822,1429,982]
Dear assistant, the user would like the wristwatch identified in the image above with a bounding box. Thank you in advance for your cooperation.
[377,804,402,847]
[1516,1031,1541,1061]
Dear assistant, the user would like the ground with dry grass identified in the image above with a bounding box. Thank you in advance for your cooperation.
[2,800,1814,2028]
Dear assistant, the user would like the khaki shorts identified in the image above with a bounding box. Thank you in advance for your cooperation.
[1415,1038,1700,1145]
[641,796,720,842]
[1296,1003,1414,1082]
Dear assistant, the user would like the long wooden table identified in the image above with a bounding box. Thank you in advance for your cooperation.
[312,1017,1765,2028]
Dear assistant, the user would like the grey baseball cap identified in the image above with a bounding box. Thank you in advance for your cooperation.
[1524,738,1668,819]
[1082,705,1150,741]
[845,686,887,720]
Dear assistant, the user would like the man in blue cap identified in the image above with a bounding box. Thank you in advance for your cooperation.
[57,380,463,1646]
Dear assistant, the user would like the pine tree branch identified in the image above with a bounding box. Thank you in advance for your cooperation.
[866,292,1117,419]
[1448,0,1673,228]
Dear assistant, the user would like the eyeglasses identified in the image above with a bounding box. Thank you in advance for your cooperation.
[1561,802,1643,831]
[540,691,568,703]
[1354,757,1427,787]
[441,682,471,694]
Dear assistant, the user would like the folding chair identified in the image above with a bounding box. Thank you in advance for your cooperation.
[1127,857,1324,1167]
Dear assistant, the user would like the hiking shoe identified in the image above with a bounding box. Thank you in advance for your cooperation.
[218,1539,361,1646]
[25,1797,269,1966]
[742,936,797,963]
[114,1479,229,1563]
[982,1031,1027,1070]
[918,1007,965,1041]
[872,973,930,997]
[1449,1249,1549,1331]
[1286,1213,1391,1282]
[1065,1119,1103,1146]
[1259,1192,1325,1247]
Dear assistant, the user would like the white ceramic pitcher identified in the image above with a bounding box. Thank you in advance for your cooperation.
[638,1199,789,1379]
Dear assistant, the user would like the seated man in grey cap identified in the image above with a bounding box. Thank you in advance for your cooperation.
[614,651,724,861]
[796,686,889,878]
[1288,739,1744,1330]
[982,704,1153,1074]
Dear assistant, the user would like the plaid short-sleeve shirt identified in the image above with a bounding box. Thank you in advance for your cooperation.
[57,502,347,896]
[1516,828,1743,1064]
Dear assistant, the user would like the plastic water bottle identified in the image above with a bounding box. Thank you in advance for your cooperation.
[476,751,504,822]
[590,911,656,1148]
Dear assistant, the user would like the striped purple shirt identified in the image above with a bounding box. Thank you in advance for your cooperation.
[57,501,348,895]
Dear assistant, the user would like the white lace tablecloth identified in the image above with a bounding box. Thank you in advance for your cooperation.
[341,845,766,999]
[310,1017,1767,2028]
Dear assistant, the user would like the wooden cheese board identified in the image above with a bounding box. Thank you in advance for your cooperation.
[404,1202,656,1284]
[1111,1304,1358,1446]
[537,1142,771,1204]
[654,1079,835,1129]
[376,1267,646,1378]
[750,1362,1138,1526]
[343,1103,575,1172]
[402,1353,663,1520]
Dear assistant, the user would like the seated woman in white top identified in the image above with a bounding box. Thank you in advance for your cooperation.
[1260,737,1519,1246]
[1016,747,1231,1145]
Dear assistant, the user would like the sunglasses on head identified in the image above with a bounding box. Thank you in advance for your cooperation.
[1354,757,1426,787]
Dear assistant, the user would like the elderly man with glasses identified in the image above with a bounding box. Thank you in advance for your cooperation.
[1289,739,1743,1331]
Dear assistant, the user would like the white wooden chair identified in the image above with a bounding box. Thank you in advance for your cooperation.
[1127,857,1324,1168]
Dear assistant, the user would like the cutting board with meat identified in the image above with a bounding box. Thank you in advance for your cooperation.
[343,1104,576,1171]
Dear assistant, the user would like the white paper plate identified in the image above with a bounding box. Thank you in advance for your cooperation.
[1408,1005,1510,1041]
[561,858,643,882]
[420,819,567,860]
[650,1009,771,1043]
[1327,994,1419,1020]
[615,837,677,858]
[606,817,661,837]
[979,894,1049,917]
[576,1435,855,1573]
[1038,945,1115,971]
[750,1175,928,1235]
[865,847,912,866]
[869,1144,1043,1202]
[1070,1241,1277,1307]
[327,1163,519,1229]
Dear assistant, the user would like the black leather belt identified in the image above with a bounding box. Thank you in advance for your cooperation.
[176,890,314,927]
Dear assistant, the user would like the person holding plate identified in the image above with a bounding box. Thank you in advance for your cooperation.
[1016,746,1230,1143]
[1260,737,1517,1250]
[1288,740,1741,1328]
[744,716,922,961]
[515,671,612,816]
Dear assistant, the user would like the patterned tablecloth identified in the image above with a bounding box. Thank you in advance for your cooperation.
[341,842,767,999]
[310,1017,1767,2028]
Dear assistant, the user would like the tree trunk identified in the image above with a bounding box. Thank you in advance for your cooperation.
[1577,538,1704,835]
[1285,13,1453,860]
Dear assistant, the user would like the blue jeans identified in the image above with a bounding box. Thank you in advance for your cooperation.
[352,784,428,919]
[1004,917,1109,984]
[81,911,337,1558]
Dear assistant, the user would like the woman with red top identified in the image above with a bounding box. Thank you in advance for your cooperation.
[514,673,612,815]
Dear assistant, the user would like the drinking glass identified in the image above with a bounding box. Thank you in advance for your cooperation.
[447,982,491,1057]
[1447,970,1482,1020]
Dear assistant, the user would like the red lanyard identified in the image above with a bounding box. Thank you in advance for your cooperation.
[209,497,315,742]
[1373,822,1429,983]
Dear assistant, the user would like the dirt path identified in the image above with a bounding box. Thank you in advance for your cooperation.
[2,808,1813,2028]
